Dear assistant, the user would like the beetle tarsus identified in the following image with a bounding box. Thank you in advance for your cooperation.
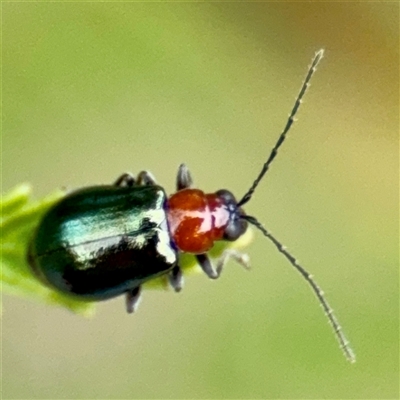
[168,265,184,292]
[125,286,142,313]
[176,164,193,190]
[196,250,250,280]
[215,249,251,276]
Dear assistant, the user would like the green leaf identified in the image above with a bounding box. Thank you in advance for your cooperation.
[1,184,253,315]
[1,184,96,315]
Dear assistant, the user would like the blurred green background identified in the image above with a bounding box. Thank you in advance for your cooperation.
[2,2,398,399]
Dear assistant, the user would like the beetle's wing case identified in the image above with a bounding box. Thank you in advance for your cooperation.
[28,185,177,300]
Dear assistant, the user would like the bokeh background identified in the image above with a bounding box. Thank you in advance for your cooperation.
[2,2,398,399]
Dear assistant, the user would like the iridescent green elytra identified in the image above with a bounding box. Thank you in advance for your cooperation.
[28,185,177,300]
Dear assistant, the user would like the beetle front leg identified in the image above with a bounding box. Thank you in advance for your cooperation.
[136,171,157,186]
[176,164,193,190]
[196,250,250,279]
[125,286,142,313]
[214,249,250,276]
[114,173,135,187]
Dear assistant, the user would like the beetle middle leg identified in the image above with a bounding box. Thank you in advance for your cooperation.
[196,250,250,279]
[125,286,142,313]
[168,265,184,292]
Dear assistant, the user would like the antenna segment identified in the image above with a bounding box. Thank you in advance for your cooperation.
[238,49,325,207]
[242,215,356,363]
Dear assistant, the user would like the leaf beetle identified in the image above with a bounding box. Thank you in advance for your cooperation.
[27,50,355,362]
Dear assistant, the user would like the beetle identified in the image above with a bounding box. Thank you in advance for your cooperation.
[27,50,355,362]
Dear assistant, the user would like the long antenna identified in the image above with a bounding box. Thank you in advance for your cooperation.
[238,49,324,207]
[242,215,356,363]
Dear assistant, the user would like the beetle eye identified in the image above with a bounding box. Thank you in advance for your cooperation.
[223,218,248,241]
[215,189,237,206]
[215,189,247,240]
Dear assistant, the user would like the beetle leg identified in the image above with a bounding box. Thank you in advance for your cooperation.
[176,163,193,190]
[137,171,157,186]
[215,249,250,276]
[125,286,142,313]
[196,250,250,280]
[168,265,184,292]
[114,173,135,187]
[196,254,218,279]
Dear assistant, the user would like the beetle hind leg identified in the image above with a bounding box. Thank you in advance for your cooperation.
[196,250,250,279]
[115,171,157,187]
[125,286,142,314]
[137,171,157,186]
[114,173,136,187]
